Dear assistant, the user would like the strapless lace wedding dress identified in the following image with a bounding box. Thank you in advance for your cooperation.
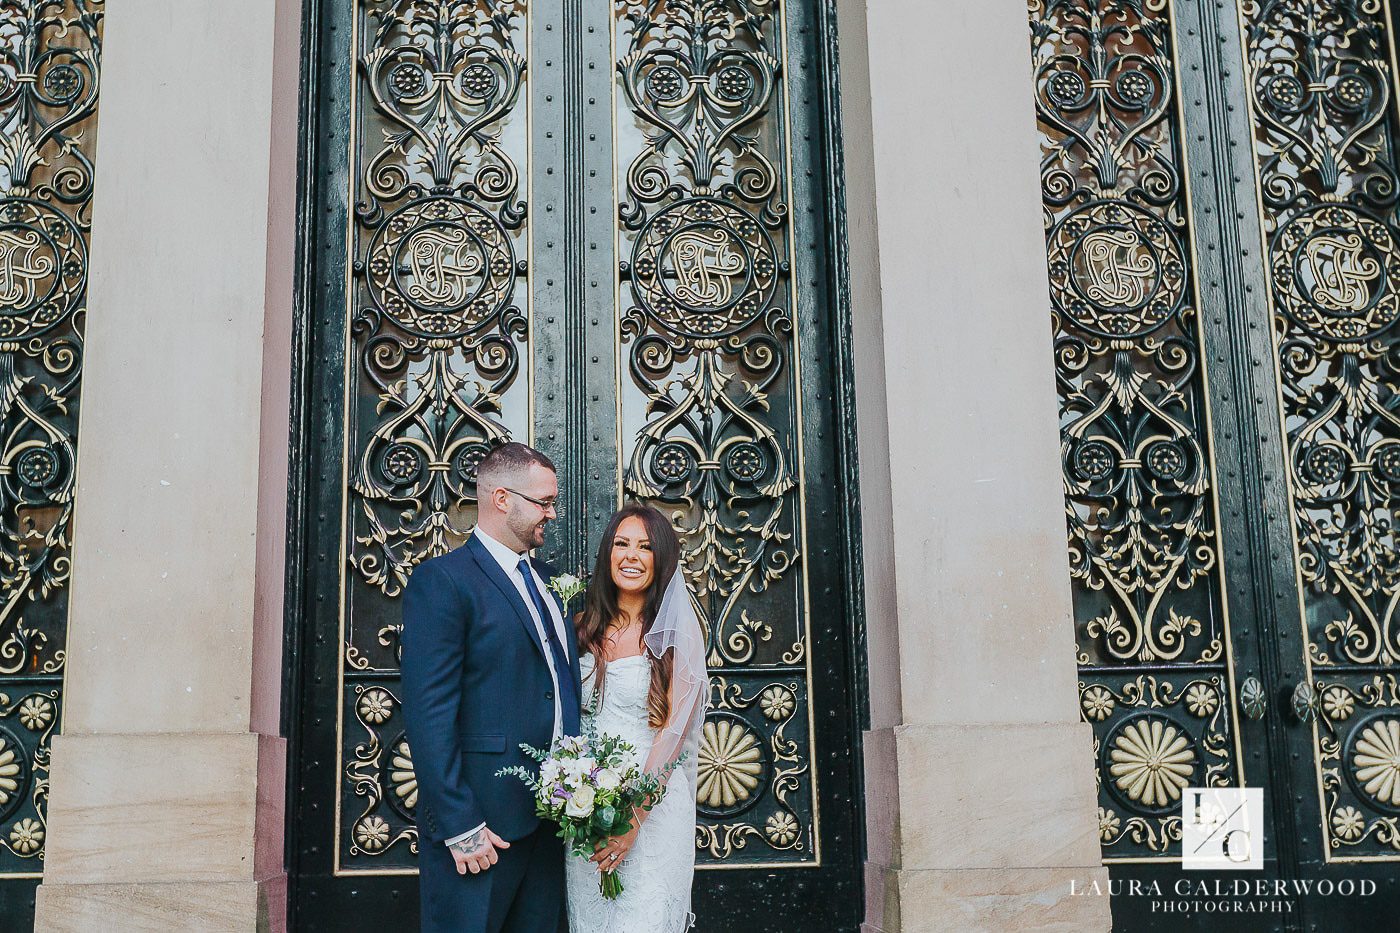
[566,654,696,932]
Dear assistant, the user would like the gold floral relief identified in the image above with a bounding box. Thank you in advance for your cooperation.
[1240,0,1400,861]
[1028,0,1241,861]
[1313,675,1400,853]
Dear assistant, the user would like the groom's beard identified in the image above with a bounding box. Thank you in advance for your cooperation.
[504,508,551,551]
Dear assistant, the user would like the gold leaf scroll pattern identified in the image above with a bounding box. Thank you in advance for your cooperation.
[1033,0,1232,865]
[0,0,100,669]
[617,0,797,668]
[0,689,56,861]
[1312,676,1400,852]
[345,684,419,860]
[0,340,79,674]
[1241,1,1400,674]
[696,677,807,860]
[358,0,526,214]
[1055,300,1220,666]
[1032,0,1225,671]
[349,334,514,601]
[615,0,782,224]
[1241,0,1400,859]
[1030,0,1180,209]
[1274,208,1400,666]
[0,0,103,877]
[348,0,528,600]
[344,677,813,862]
[1082,676,1231,854]
[1242,0,1395,213]
[624,339,796,669]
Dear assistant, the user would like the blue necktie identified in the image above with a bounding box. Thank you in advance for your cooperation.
[517,558,580,732]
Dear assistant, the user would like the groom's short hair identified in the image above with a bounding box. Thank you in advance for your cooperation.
[476,441,555,497]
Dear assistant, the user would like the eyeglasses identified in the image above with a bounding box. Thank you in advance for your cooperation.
[504,487,559,514]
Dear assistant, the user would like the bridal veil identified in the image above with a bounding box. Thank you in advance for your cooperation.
[641,569,709,785]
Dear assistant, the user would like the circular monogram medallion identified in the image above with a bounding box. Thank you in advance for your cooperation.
[366,197,515,338]
[1046,201,1187,338]
[1271,204,1400,341]
[0,198,86,340]
[632,198,777,338]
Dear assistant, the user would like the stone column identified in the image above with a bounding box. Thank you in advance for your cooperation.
[837,1,1111,930]
[34,1,301,929]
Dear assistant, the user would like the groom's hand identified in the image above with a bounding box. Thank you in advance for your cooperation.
[449,826,511,875]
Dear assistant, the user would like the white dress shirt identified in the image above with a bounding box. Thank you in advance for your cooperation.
[445,528,570,848]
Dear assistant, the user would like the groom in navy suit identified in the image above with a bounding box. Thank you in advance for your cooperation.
[401,442,582,933]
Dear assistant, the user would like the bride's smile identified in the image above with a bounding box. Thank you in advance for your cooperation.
[611,518,656,595]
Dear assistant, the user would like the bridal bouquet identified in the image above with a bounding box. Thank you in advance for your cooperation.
[497,732,668,899]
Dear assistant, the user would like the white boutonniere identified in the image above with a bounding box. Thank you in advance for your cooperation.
[547,572,586,610]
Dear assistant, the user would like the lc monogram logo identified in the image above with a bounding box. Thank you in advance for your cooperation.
[405,226,483,308]
[670,228,746,307]
[1301,232,1380,313]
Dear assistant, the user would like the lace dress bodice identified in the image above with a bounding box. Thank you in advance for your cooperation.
[583,654,657,752]
[566,653,696,932]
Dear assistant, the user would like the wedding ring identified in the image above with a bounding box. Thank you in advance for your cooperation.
[609,853,618,862]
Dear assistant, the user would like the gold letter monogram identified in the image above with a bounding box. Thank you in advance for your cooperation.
[670,229,745,307]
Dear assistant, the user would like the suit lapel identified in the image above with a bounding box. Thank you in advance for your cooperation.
[533,558,582,685]
[466,533,547,662]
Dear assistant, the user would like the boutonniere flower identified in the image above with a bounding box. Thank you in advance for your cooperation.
[548,572,587,610]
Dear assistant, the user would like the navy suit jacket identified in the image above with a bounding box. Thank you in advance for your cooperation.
[400,533,583,845]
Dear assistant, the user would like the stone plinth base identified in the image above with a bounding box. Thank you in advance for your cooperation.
[862,723,1112,931]
[35,732,286,931]
[886,865,1112,933]
[35,879,285,933]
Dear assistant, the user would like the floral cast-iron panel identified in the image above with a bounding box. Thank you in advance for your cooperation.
[1240,0,1400,861]
[613,0,818,866]
[1028,0,1243,860]
[0,0,102,879]
[336,0,530,872]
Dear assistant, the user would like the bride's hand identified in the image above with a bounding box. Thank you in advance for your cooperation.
[590,822,641,873]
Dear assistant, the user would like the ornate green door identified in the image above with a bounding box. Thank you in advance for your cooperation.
[1029,1,1400,928]
[0,3,102,928]
[286,1,864,929]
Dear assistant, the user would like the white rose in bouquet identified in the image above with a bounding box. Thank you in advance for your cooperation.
[565,783,596,818]
[595,767,621,791]
[562,755,589,783]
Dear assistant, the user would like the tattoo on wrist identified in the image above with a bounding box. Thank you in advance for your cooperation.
[452,829,489,857]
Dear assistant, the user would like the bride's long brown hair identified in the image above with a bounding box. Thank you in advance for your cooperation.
[575,504,680,729]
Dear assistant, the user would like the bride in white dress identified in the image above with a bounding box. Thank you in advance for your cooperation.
[566,505,708,932]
